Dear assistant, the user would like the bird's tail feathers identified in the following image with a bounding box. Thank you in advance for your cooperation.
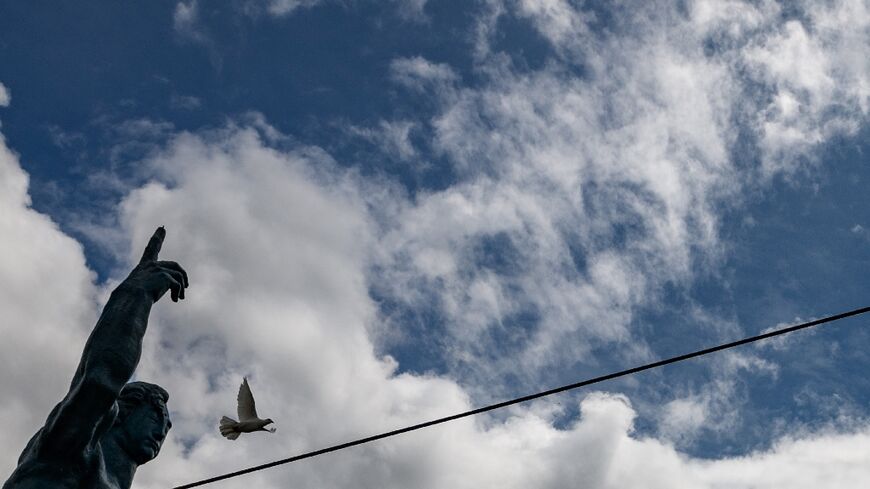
[220,416,240,440]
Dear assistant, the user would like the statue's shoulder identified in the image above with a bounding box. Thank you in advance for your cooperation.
[19,428,98,464]
[4,397,119,489]
[2,443,97,489]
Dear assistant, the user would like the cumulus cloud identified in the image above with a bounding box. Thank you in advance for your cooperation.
[3,115,870,488]
[0,130,98,478]
[65,125,870,488]
[63,124,650,489]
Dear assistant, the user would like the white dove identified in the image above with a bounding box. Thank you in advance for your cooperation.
[219,377,276,440]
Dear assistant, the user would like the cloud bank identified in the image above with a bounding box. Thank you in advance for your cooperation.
[2,115,870,489]
[0,125,97,479]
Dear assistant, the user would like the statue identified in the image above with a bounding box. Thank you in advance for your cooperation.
[3,227,189,489]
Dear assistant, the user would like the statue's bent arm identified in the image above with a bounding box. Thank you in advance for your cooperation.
[34,227,186,459]
[38,284,155,457]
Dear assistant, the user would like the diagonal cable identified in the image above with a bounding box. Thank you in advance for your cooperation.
[173,306,870,489]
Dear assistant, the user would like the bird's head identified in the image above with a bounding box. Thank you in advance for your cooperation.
[263,418,276,433]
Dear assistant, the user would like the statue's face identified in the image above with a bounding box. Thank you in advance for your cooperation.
[115,401,172,465]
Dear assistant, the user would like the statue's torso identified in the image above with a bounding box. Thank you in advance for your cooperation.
[3,443,121,489]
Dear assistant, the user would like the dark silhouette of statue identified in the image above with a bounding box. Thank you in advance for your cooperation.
[3,227,189,489]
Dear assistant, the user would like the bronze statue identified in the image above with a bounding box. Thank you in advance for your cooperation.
[3,227,188,489]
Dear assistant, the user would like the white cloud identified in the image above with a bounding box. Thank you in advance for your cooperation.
[173,0,214,53]
[515,0,594,55]
[380,16,738,387]
[849,224,870,244]
[0,131,98,478]
[657,352,778,446]
[172,0,226,71]
[97,119,864,488]
[514,0,870,180]
[262,0,425,18]
[372,0,870,393]
[173,0,201,38]
[171,94,202,110]
[349,120,418,160]
[0,82,9,107]
[114,118,175,139]
[689,0,870,177]
[391,0,429,22]
[2,116,870,487]
[265,0,323,16]
[390,57,458,93]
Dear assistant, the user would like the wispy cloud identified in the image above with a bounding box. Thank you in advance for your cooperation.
[263,0,324,17]
[390,56,459,93]
[173,0,207,43]
[171,94,202,111]
[0,82,9,107]
[369,0,870,394]
[348,120,418,160]
[392,0,430,22]
[173,0,223,70]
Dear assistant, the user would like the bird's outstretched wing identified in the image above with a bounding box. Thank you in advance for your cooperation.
[237,377,258,421]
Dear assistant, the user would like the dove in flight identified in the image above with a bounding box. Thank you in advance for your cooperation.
[219,377,276,440]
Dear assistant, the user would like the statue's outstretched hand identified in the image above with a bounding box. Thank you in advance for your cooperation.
[121,227,189,303]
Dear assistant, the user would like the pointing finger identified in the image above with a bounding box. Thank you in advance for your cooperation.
[139,226,166,265]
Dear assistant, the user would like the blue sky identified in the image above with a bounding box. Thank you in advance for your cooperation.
[1,1,869,488]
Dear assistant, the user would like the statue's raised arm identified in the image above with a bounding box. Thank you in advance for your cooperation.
[3,227,188,489]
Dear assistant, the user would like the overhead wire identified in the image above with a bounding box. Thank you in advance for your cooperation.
[173,305,870,488]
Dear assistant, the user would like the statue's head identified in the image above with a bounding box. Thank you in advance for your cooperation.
[111,381,172,465]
